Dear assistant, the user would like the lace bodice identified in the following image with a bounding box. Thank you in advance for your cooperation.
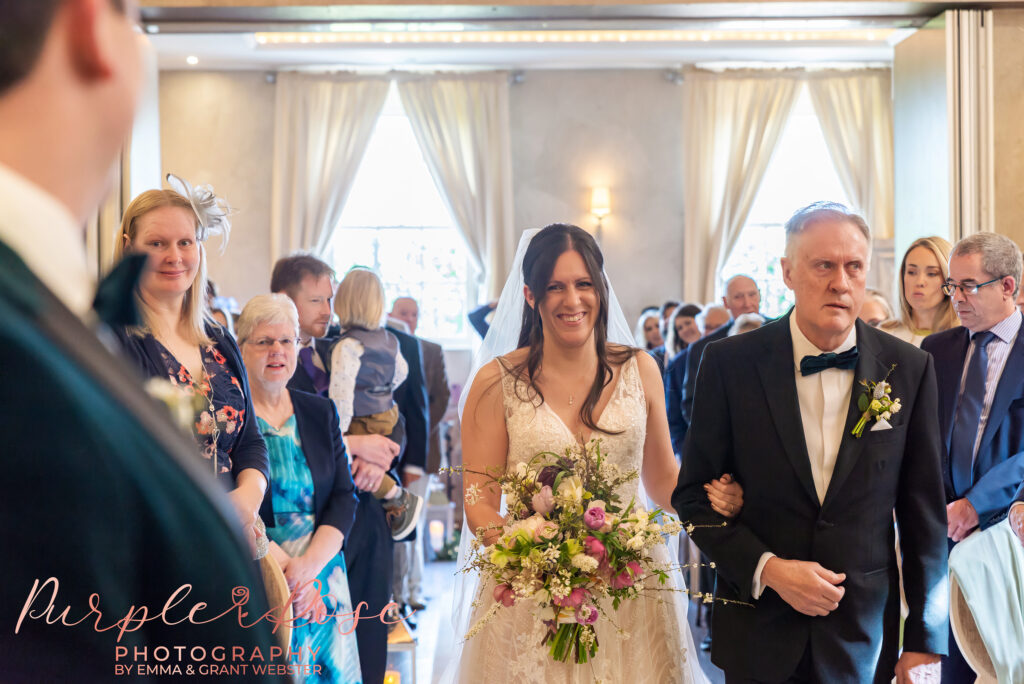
[500,354,647,503]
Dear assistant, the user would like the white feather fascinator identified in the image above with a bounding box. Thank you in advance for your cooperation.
[166,173,232,252]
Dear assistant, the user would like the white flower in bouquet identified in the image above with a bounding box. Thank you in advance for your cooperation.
[626,534,645,551]
[556,475,584,504]
[571,553,599,573]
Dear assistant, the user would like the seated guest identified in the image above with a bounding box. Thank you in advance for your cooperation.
[665,304,703,456]
[882,236,959,346]
[728,312,766,336]
[697,304,730,337]
[238,295,363,683]
[329,268,424,541]
[658,298,682,341]
[860,288,895,327]
[635,307,663,350]
[114,179,268,551]
[921,232,1024,680]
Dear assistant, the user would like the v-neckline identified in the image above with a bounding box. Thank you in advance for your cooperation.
[542,356,633,446]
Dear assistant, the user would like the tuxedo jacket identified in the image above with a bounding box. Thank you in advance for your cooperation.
[258,389,359,540]
[672,314,948,683]
[922,326,1024,528]
[420,338,451,474]
[0,241,285,681]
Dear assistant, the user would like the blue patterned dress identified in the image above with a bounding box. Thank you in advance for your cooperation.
[259,416,363,684]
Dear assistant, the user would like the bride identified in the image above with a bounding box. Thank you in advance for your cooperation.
[446,224,743,683]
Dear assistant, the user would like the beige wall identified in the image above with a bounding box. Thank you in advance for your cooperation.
[509,69,686,322]
[992,10,1024,248]
[892,18,952,270]
[159,71,276,305]
[159,68,686,321]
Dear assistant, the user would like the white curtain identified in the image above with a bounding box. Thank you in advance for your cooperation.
[682,70,801,303]
[806,69,895,240]
[270,72,390,262]
[396,72,516,300]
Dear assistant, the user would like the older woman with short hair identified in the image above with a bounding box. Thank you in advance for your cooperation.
[238,294,362,683]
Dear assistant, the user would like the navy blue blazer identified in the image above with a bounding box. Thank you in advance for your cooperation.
[680,322,732,431]
[114,322,270,487]
[922,325,1024,528]
[258,389,359,538]
[665,347,688,455]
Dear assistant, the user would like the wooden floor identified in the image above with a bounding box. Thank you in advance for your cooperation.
[401,560,725,684]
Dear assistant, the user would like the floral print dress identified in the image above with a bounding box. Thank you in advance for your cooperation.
[154,338,246,488]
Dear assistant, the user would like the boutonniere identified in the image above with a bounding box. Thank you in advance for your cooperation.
[852,364,902,438]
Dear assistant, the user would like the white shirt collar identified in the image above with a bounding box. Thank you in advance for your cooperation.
[0,162,93,316]
[790,313,858,367]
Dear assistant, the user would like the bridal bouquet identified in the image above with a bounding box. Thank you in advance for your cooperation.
[460,440,683,664]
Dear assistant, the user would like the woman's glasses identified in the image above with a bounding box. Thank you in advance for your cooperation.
[248,337,298,349]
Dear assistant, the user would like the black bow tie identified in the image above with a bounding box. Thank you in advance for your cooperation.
[800,347,859,376]
[92,253,147,329]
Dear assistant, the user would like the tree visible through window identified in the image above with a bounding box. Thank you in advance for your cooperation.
[331,85,474,345]
[719,85,852,318]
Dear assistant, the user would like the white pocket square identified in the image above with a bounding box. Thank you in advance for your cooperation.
[870,419,893,432]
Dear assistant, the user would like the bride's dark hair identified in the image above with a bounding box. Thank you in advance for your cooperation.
[505,223,636,436]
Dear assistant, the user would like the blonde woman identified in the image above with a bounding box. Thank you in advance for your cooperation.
[329,267,423,539]
[881,236,959,346]
[113,175,268,549]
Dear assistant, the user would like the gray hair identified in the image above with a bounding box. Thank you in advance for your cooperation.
[728,313,766,336]
[950,233,1024,297]
[236,294,299,345]
[784,202,872,259]
[696,304,729,334]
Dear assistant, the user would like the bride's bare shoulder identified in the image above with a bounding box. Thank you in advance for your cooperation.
[499,347,530,366]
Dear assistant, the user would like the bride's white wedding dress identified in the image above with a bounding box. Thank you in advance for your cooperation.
[452,355,709,684]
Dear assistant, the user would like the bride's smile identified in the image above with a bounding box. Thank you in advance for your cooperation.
[526,249,599,346]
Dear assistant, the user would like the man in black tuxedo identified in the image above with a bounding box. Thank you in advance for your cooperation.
[673,203,948,683]
[680,274,762,432]
[0,1,284,681]
[920,232,1024,680]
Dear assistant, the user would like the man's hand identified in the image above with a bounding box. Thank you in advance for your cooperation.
[894,651,940,683]
[947,498,979,542]
[345,434,400,469]
[761,558,846,616]
[1010,503,1024,549]
[705,473,743,518]
[351,458,386,493]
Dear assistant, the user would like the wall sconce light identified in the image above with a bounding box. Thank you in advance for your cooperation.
[590,187,611,241]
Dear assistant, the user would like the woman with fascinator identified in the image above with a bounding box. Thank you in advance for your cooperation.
[448,224,742,683]
[114,175,269,555]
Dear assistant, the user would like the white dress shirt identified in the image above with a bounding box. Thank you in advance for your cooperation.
[956,309,1022,461]
[0,162,93,316]
[752,316,857,599]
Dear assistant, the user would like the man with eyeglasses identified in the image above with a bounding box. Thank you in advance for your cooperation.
[920,231,1024,681]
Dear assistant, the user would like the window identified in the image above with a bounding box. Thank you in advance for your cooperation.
[331,85,474,345]
[719,86,852,318]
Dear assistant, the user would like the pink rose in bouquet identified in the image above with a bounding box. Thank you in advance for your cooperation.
[574,603,599,625]
[553,587,589,608]
[533,520,560,543]
[492,583,516,607]
[531,485,555,515]
[583,506,606,530]
[583,535,607,563]
[610,561,645,590]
